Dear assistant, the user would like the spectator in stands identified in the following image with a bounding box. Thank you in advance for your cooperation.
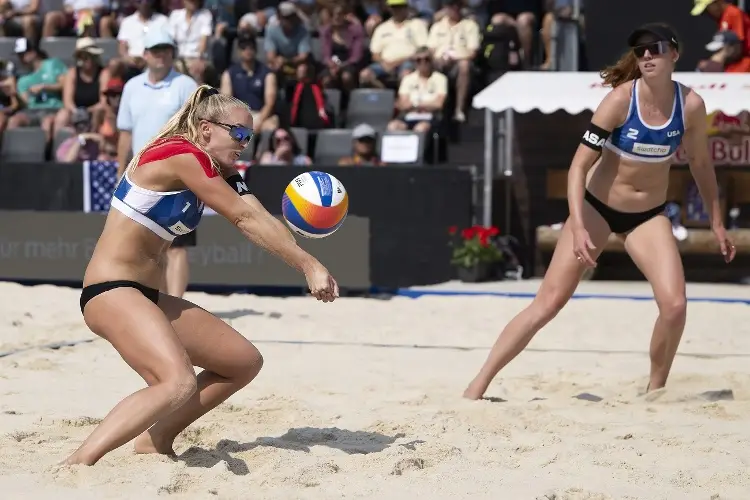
[55,38,111,134]
[169,0,213,80]
[55,108,116,162]
[205,0,237,39]
[694,0,750,72]
[347,0,384,37]
[0,0,40,41]
[387,46,447,134]
[360,0,427,89]
[427,0,479,122]
[264,2,313,83]
[338,123,384,166]
[116,0,169,78]
[220,32,279,131]
[7,38,67,143]
[117,29,197,297]
[257,126,312,165]
[0,59,19,143]
[96,77,122,154]
[320,3,364,93]
[486,0,541,67]
[700,30,750,72]
[42,0,107,37]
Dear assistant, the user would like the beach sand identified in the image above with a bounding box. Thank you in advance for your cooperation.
[0,280,749,499]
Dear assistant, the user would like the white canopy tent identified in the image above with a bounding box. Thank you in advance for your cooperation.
[471,71,750,226]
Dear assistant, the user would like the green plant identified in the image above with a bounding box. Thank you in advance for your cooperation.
[448,225,504,268]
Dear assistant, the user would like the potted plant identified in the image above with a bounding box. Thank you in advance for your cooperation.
[448,225,504,282]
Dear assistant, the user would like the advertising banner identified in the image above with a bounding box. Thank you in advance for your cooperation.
[0,211,370,288]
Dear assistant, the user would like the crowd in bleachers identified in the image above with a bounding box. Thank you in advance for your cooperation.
[0,0,582,165]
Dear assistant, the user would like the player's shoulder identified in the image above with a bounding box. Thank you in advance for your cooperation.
[680,84,706,116]
[602,80,634,108]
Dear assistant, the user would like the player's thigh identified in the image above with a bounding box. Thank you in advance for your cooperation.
[158,293,263,381]
[83,288,195,385]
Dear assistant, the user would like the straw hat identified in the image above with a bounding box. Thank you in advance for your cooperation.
[75,37,104,57]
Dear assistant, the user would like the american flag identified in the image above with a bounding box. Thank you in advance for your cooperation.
[82,160,252,215]
[82,160,119,213]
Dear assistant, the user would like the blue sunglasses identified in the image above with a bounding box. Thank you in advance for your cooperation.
[205,119,254,146]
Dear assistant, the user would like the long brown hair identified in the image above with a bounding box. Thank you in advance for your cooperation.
[600,50,641,88]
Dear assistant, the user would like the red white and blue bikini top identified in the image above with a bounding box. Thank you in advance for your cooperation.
[110,137,216,241]
[605,79,686,163]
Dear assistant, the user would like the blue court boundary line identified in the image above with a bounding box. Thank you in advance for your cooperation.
[395,288,750,305]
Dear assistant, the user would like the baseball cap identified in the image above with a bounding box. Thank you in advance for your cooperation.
[236,31,256,47]
[75,37,104,56]
[144,28,176,50]
[692,0,717,16]
[352,123,377,140]
[627,23,680,51]
[706,30,741,51]
[386,0,408,5]
[103,77,124,95]
[277,1,297,17]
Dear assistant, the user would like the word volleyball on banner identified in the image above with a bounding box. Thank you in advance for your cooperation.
[82,161,251,214]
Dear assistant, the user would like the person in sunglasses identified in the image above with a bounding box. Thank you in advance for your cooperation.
[64,84,339,466]
[464,23,735,401]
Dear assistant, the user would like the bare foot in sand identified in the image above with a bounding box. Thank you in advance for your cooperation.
[462,382,485,400]
[134,430,176,456]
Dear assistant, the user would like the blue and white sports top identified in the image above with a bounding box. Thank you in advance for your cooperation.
[110,138,214,242]
[605,79,686,163]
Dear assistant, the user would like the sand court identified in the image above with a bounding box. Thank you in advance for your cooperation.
[0,281,749,499]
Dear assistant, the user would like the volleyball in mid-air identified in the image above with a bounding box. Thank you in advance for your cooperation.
[281,171,349,238]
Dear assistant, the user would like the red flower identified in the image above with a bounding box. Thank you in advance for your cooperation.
[448,226,458,235]
[479,233,489,247]
[488,226,499,237]
[461,228,475,240]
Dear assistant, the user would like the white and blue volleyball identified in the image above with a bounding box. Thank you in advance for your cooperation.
[281,171,349,238]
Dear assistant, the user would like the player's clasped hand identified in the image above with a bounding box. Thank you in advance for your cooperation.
[305,263,339,302]
[712,225,736,264]
[573,226,598,268]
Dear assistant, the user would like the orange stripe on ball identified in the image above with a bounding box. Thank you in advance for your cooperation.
[285,185,348,229]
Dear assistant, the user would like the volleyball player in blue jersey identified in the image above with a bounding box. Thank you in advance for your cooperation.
[465,23,735,400]
[64,85,338,466]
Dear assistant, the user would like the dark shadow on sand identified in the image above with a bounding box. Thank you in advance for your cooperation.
[176,427,405,475]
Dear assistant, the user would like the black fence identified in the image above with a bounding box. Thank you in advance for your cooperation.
[0,163,474,289]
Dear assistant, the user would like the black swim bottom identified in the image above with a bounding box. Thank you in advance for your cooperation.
[80,280,160,314]
[584,190,666,234]
[171,231,197,248]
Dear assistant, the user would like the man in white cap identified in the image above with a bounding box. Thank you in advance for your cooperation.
[116,28,197,298]
[338,123,384,166]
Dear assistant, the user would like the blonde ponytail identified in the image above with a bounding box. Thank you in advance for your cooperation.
[125,84,249,175]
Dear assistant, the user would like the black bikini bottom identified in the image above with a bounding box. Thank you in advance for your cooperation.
[80,280,160,314]
[584,190,666,234]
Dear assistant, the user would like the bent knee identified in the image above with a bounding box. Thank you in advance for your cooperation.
[164,372,198,407]
[516,12,536,27]
[234,347,263,384]
[657,294,687,322]
[532,290,570,324]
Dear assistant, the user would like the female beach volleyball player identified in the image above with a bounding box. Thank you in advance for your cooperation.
[65,85,339,466]
[464,23,736,400]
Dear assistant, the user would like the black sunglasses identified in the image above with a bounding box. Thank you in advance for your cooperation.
[632,40,671,58]
[204,119,253,145]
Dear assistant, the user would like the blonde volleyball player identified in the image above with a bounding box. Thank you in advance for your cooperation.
[66,85,339,466]
[464,23,735,400]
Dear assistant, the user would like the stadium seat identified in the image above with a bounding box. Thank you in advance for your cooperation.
[255,129,274,158]
[378,130,426,165]
[323,88,341,127]
[290,127,308,155]
[346,89,395,129]
[1,128,47,162]
[313,128,352,165]
[237,136,256,161]
[40,37,77,67]
[52,128,75,156]
[95,38,119,63]
[0,37,17,61]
